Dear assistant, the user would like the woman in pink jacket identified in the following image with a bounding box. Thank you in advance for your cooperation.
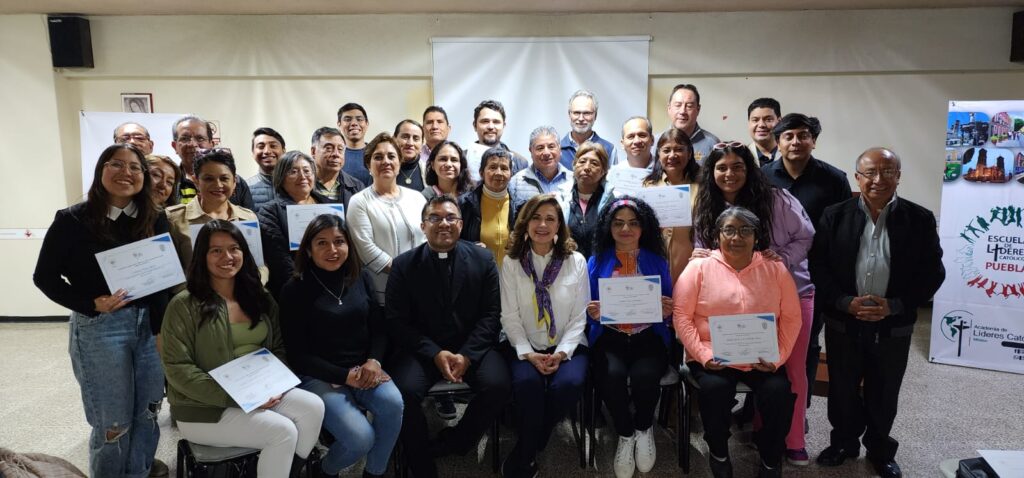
[674,206,802,478]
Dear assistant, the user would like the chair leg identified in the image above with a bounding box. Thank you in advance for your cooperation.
[491,416,501,473]
[587,379,598,468]
[682,383,692,474]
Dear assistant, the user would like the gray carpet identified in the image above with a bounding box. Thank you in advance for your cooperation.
[1,307,1019,477]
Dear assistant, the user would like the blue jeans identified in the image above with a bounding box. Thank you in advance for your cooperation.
[300,376,403,475]
[69,306,164,478]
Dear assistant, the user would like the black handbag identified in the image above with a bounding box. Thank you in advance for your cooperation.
[957,457,999,478]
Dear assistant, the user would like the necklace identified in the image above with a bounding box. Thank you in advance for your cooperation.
[399,163,417,185]
[309,270,345,305]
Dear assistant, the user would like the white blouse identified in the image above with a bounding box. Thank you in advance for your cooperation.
[500,249,590,360]
[346,187,427,303]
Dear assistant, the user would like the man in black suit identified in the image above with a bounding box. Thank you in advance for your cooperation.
[811,148,944,478]
[386,195,511,478]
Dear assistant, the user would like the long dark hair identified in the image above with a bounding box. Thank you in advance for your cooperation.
[84,144,159,245]
[187,220,270,328]
[645,128,698,184]
[693,145,774,250]
[592,196,667,258]
[292,214,362,287]
[506,194,576,260]
[425,140,473,195]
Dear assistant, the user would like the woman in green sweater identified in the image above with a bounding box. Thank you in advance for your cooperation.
[161,220,325,478]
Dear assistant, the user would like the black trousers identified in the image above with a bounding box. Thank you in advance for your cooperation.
[689,362,794,466]
[805,306,825,407]
[389,348,511,478]
[592,327,669,437]
[824,326,912,461]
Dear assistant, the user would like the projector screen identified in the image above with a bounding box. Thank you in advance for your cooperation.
[431,36,650,162]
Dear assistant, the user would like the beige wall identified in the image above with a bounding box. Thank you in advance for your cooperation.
[3,8,1021,315]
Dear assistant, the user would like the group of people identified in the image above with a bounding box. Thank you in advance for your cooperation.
[32,83,945,478]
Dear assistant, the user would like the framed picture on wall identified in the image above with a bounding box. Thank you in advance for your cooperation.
[121,93,153,113]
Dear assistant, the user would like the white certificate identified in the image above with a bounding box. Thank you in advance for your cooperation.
[605,167,650,197]
[95,233,185,300]
[634,185,692,227]
[598,275,663,325]
[189,220,265,267]
[208,348,301,414]
[286,204,346,250]
[709,313,780,365]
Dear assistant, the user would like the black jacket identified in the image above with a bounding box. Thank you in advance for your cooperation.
[457,185,516,243]
[257,190,334,297]
[566,183,605,259]
[386,240,501,364]
[809,196,944,332]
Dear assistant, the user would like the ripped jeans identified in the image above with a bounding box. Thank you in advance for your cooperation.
[69,305,164,478]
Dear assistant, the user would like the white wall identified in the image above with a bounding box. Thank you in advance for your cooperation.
[2,8,1021,315]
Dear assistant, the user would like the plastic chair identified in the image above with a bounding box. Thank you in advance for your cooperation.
[176,439,259,478]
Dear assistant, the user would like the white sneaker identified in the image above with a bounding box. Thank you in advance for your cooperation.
[614,434,637,478]
[634,426,656,472]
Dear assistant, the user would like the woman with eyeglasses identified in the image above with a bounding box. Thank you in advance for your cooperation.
[642,129,700,282]
[422,140,474,200]
[33,143,171,478]
[458,146,515,266]
[258,150,334,298]
[146,154,181,208]
[692,142,815,466]
[499,194,589,478]
[565,141,610,259]
[585,197,674,478]
[166,148,258,274]
[279,214,402,478]
[673,206,802,478]
[162,220,325,478]
[347,132,427,304]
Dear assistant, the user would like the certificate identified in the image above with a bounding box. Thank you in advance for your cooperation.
[286,204,345,250]
[598,275,663,325]
[605,167,651,197]
[208,348,301,414]
[95,233,185,300]
[189,220,265,267]
[634,185,692,227]
[709,313,780,365]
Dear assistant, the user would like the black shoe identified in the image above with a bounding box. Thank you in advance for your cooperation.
[148,459,169,478]
[815,445,860,466]
[708,455,733,478]
[757,463,782,478]
[435,396,457,420]
[501,450,538,478]
[868,455,902,478]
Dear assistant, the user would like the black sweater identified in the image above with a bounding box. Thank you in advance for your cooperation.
[278,267,386,384]
[33,202,172,334]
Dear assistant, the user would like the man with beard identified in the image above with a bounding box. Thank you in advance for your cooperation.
[311,126,365,208]
[464,99,529,183]
[559,89,617,169]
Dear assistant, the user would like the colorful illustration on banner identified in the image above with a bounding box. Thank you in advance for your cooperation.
[953,202,1024,298]
[947,111,990,148]
[944,149,960,182]
[960,147,1015,184]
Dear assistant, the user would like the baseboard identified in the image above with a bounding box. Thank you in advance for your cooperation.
[0,316,67,323]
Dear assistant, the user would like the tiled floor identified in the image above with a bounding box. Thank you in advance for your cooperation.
[1,313,1020,477]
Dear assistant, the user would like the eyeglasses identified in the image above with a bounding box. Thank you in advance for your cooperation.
[712,141,745,151]
[286,167,314,178]
[176,135,210,145]
[105,160,144,175]
[196,147,232,159]
[425,214,462,225]
[116,134,150,142]
[856,168,900,180]
[720,226,757,238]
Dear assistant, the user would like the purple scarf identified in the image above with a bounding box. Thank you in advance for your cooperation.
[520,249,565,345]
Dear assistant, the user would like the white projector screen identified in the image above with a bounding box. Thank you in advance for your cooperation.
[431,36,650,161]
[80,111,187,194]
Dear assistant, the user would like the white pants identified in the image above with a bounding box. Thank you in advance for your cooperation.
[178,388,325,478]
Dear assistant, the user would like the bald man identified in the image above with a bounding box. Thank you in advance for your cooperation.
[810,148,944,478]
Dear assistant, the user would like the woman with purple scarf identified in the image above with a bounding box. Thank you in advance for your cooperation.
[498,193,590,478]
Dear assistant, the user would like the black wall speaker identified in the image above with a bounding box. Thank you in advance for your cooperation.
[1013,11,1024,63]
[47,15,94,68]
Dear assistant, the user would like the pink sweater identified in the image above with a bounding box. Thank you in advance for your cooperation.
[673,251,801,371]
